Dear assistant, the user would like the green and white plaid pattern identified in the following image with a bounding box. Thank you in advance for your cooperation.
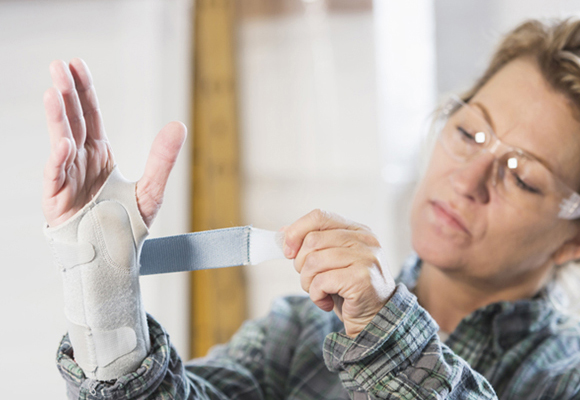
[56,256,580,399]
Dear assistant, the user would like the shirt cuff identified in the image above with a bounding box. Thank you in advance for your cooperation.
[322,284,439,392]
[56,314,175,399]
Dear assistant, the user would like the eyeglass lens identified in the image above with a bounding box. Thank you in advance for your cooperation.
[437,98,563,215]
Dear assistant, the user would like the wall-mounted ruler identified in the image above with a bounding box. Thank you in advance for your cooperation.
[189,0,246,359]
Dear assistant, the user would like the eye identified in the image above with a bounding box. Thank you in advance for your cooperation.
[457,126,475,141]
[512,172,541,194]
[456,126,486,144]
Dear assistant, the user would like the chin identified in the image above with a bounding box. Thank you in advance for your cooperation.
[411,190,475,265]
[410,210,466,271]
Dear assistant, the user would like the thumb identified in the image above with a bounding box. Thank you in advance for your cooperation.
[137,121,187,227]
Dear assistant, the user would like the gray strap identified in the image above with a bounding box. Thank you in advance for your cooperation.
[139,226,284,275]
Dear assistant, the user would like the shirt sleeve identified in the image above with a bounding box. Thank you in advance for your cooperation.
[56,313,268,400]
[322,284,498,400]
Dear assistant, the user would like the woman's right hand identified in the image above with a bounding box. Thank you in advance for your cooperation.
[42,59,186,228]
[282,210,396,338]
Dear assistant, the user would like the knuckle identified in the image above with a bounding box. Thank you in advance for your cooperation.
[353,230,381,249]
[309,274,322,294]
[67,114,84,125]
[368,233,381,248]
[83,107,101,118]
[283,231,295,247]
[362,230,379,245]
[359,222,372,232]
[348,232,365,247]
[284,226,298,244]
[353,264,371,283]
[303,251,321,271]
[303,232,320,249]
[369,254,381,269]
[360,265,372,281]
[311,208,329,223]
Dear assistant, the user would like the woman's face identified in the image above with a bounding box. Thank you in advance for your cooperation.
[410,58,580,288]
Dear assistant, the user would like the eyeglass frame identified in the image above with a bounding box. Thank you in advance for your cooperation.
[433,95,580,220]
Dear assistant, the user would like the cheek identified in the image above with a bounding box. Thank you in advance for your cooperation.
[410,148,448,220]
[409,187,427,254]
[409,157,470,266]
[409,167,435,249]
[483,211,567,263]
[458,203,572,281]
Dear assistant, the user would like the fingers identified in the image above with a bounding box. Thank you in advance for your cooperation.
[284,211,395,337]
[43,137,72,199]
[44,87,75,168]
[293,229,380,273]
[137,121,187,226]
[298,244,381,293]
[283,209,370,259]
[309,268,356,311]
[68,58,107,142]
[142,121,188,192]
[49,60,86,148]
[298,246,363,292]
[310,266,392,337]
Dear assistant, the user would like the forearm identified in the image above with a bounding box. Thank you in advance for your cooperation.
[324,284,497,400]
[56,314,253,400]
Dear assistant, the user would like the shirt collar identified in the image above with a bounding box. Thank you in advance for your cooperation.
[396,254,569,352]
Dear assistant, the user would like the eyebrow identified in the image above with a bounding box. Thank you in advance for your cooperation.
[470,101,558,176]
[470,101,496,132]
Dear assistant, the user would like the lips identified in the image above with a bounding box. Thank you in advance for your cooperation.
[430,200,471,235]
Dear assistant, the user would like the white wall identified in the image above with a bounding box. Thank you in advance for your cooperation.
[0,1,192,397]
[435,0,580,95]
[238,6,386,319]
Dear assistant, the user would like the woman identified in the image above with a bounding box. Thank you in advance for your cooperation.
[44,19,580,399]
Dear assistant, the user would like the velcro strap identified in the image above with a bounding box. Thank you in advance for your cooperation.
[66,320,138,369]
[139,226,285,276]
[93,327,138,367]
[50,241,95,270]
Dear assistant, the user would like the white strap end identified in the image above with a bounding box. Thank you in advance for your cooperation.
[249,228,286,265]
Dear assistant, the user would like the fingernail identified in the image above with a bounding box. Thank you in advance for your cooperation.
[283,243,292,258]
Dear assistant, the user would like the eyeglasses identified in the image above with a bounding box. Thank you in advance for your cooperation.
[434,95,580,220]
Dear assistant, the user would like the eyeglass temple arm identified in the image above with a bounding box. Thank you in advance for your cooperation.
[559,192,580,219]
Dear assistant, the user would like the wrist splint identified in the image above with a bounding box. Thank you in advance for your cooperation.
[45,167,150,381]
[45,167,285,381]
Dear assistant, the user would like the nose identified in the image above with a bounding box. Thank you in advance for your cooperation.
[449,152,494,203]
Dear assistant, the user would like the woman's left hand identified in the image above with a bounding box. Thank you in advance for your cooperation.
[283,209,396,338]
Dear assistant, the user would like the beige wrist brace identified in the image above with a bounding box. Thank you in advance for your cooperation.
[45,166,150,381]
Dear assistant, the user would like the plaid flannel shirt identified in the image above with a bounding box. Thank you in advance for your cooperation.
[56,256,580,399]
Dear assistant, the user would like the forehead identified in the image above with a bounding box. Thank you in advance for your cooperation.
[470,58,580,189]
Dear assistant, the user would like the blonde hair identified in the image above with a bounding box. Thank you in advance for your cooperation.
[460,18,580,315]
[461,18,580,115]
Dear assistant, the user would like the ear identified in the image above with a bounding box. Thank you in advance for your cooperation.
[552,228,580,266]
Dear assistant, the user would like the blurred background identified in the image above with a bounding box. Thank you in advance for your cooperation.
[1,0,580,397]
